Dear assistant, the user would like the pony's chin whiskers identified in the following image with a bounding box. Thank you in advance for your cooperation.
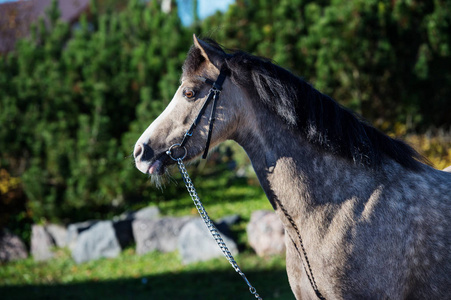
[148,173,165,191]
[148,166,176,191]
[164,168,178,186]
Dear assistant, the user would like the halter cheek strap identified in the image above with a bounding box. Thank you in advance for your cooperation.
[174,65,229,160]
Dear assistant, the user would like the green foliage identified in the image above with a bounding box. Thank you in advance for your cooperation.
[0,169,31,246]
[405,129,451,170]
[199,0,451,130]
[0,0,190,224]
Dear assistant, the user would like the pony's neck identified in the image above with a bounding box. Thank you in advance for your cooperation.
[234,107,382,232]
[233,103,406,298]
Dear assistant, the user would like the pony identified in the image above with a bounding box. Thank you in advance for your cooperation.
[134,35,451,299]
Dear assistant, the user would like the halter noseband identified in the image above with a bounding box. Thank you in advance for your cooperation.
[167,65,229,161]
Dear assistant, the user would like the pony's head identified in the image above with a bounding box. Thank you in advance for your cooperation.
[133,35,251,175]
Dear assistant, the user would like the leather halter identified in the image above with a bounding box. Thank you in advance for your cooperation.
[178,65,229,159]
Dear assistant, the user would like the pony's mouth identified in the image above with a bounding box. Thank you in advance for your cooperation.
[135,152,170,176]
[147,159,162,175]
[135,144,190,176]
[147,153,171,175]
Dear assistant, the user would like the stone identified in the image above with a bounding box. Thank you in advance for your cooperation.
[212,215,241,241]
[113,219,134,249]
[45,224,67,248]
[133,217,192,255]
[66,220,98,250]
[133,206,160,220]
[71,221,121,264]
[178,218,238,264]
[217,214,241,227]
[31,224,54,261]
[115,206,160,221]
[247,210,285,257]
[0,229,28,262]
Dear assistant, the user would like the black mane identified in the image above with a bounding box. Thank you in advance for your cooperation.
[187,40,425,170]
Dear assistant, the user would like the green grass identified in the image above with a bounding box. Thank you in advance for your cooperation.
[0,161,293,299]
[0,248,292,299]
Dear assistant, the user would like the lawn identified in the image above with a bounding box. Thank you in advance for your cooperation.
[0,248,292,299]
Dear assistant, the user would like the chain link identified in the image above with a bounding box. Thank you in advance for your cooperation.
[176,158,262,300]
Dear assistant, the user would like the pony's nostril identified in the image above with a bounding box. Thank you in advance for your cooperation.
[134,143,155,161]
[134,144,143,159]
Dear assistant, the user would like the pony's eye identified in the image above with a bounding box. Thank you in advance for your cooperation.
[183,89,196,99]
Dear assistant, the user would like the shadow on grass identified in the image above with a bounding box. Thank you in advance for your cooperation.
[1,268,294,300]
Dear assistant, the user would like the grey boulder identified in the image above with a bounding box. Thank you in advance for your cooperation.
[31,225,54,261]
[178,218,238,264]
[0,229,28,262]
[133,216,192,255]
[45,224,68,248]
[66,220,99,250]
[247,210,285,257]
[115,206,160,221]
[71,221,121,264]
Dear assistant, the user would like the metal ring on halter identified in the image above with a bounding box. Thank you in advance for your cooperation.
[166,143,187,161]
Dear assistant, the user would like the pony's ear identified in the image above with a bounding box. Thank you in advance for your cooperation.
[193,34,225,69]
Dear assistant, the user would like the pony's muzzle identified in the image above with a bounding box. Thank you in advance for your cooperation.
[134,143,155,160]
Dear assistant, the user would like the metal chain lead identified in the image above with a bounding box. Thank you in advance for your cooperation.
[176,158,262,300]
